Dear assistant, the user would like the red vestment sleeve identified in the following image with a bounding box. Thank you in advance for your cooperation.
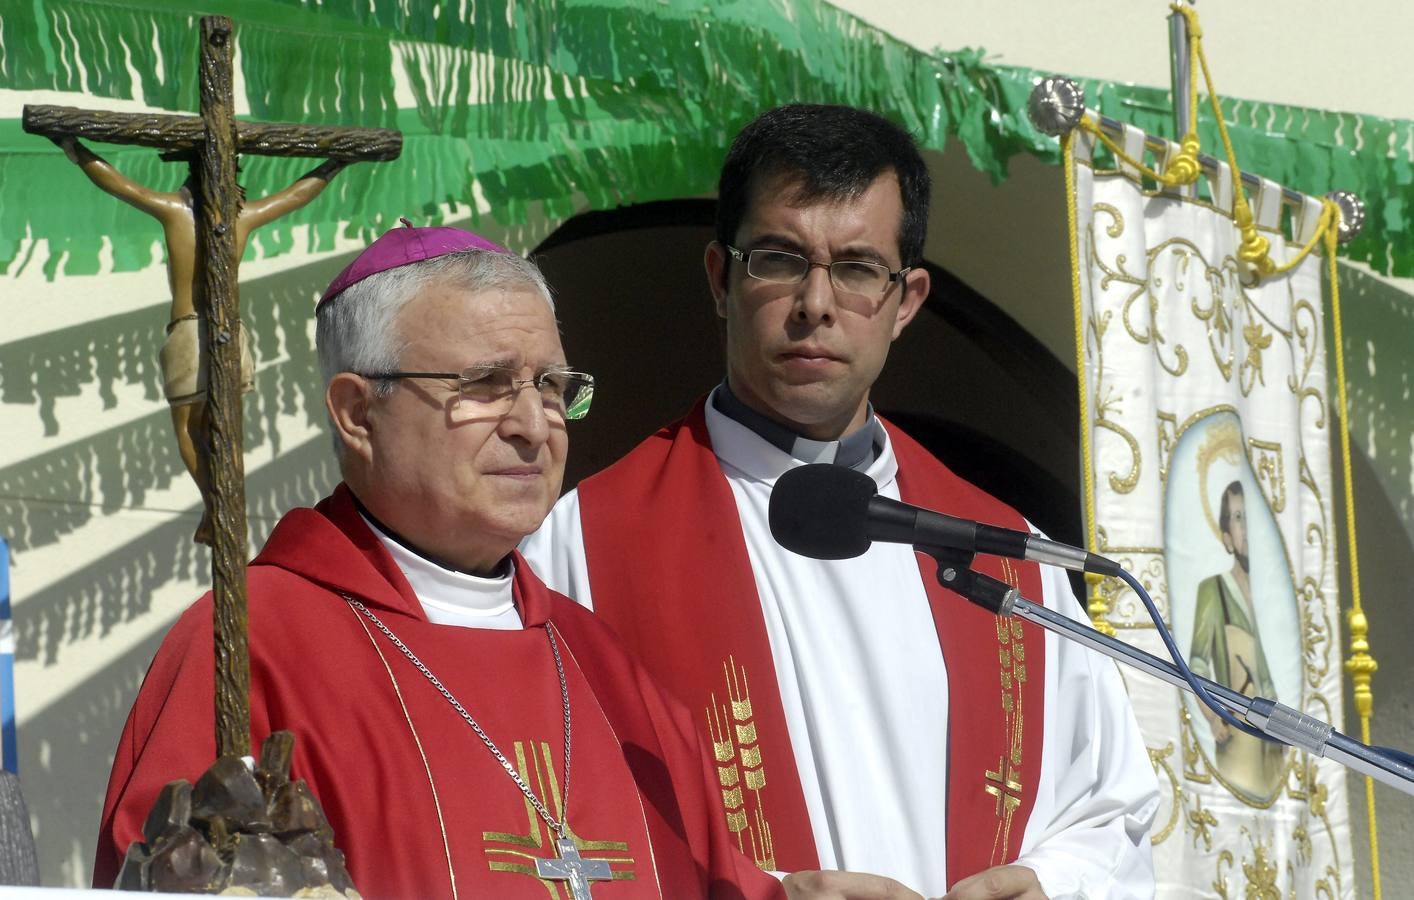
[94,596,254,886]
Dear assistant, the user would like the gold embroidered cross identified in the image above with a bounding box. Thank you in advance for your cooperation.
[984,757,1023,817]
[483,742,633,890]
[985,756,1024,863]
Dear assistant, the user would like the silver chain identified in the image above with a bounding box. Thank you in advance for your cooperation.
[345,597,573,838]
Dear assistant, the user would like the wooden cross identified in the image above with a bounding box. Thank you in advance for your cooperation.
[22,15,401,760]
[535,837,613,900]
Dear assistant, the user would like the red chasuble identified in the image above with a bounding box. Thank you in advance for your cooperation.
[576,401,1046,884]
[95,486,782,900]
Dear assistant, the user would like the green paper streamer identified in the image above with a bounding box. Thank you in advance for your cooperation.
[0,0,1410,278]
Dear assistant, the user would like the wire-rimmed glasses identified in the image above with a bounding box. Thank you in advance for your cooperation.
[358,365,595,421]
[725,245,912,298]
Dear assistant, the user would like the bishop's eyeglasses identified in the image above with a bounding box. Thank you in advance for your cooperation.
[725,245,912,299]
[358,365,595,421]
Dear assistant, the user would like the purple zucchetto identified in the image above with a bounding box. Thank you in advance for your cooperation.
[318,218,510,307]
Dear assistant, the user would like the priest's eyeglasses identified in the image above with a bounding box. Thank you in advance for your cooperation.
[725,245,912,298]
[360,366,595,420]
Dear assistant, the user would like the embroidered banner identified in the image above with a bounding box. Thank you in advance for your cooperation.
[1070,121,1354,897]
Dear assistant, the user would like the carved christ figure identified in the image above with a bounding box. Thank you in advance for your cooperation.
[55,137,347,544]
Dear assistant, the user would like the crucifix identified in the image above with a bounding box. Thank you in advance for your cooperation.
[24,14,400,894]
[536,837,614,900]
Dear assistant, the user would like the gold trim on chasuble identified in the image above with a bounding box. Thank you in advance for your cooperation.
[707,657,776,870]
[482,740,637,894]
[986,558,1028,865]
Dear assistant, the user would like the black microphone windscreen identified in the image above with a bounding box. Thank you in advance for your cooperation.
[768,464,878,560]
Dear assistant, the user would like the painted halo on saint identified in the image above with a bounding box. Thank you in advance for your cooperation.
[1164,410,1301,803]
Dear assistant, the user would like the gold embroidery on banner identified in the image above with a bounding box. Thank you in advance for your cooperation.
[1247,438,1286,514]
[1124,239,1191,378]
[1214,849,1235,899]
[1289,749,1345,878]
[1288,298,1327,429]
[1179,704,1212,782]
[1185,794,1219,851]
[1222,829,1282,900]
[482,741,635,891]
[1147,743,1181,845]
[983,558,1027,865]
[706,657,775,870]
[1157,411,1179,483]
[1293,825,1313,866]
[1241,321,1275,393]
[1081,227,1144,499]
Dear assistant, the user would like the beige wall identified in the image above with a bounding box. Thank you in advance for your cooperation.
[833,0,1413,122]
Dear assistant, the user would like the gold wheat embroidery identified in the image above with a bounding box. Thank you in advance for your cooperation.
[984,559,1028,865]
[705,656,776,870]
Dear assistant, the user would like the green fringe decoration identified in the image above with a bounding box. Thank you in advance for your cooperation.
[1,0,1411,278]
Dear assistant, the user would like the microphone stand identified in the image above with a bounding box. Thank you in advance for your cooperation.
[922,547,1414,798]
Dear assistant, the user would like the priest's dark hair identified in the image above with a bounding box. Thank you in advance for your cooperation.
[714,103,932,266]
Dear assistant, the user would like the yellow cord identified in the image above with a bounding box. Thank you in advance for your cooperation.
[1064,131,1116,634]
[1327,221,1382,899]
[1186,22,1273,275]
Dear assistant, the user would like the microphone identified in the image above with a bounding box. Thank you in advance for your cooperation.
[768,463,1121,576]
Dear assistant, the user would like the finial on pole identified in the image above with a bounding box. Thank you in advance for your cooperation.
[1027,76,1086,137]
[1326,191,1366,245]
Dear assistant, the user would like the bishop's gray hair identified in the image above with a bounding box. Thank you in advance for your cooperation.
[315,248,555,454]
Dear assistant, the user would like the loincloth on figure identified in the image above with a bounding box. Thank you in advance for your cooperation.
[160,314,256,407]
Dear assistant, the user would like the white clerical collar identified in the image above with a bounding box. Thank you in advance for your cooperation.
[711,381,881,470]
[359,512,524,630]
[703,388,899,492]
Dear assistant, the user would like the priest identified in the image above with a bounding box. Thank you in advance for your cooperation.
[522,105,1162,900]
[94,224,792,899]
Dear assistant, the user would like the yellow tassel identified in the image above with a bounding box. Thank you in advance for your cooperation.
[1163,134,1203,185]
[1345,610,1379,718]
[1085,572,1117,636]
[1233,201,1275,274]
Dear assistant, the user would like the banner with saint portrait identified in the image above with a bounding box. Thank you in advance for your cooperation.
[1069,121,1354,897]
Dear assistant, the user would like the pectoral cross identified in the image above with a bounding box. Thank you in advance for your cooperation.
[535,837,612,900]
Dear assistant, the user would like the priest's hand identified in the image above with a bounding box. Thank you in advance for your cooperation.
[783,869,929,899]
[942,864,1047,899]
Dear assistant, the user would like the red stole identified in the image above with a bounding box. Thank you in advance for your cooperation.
[576,400,1045,884]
